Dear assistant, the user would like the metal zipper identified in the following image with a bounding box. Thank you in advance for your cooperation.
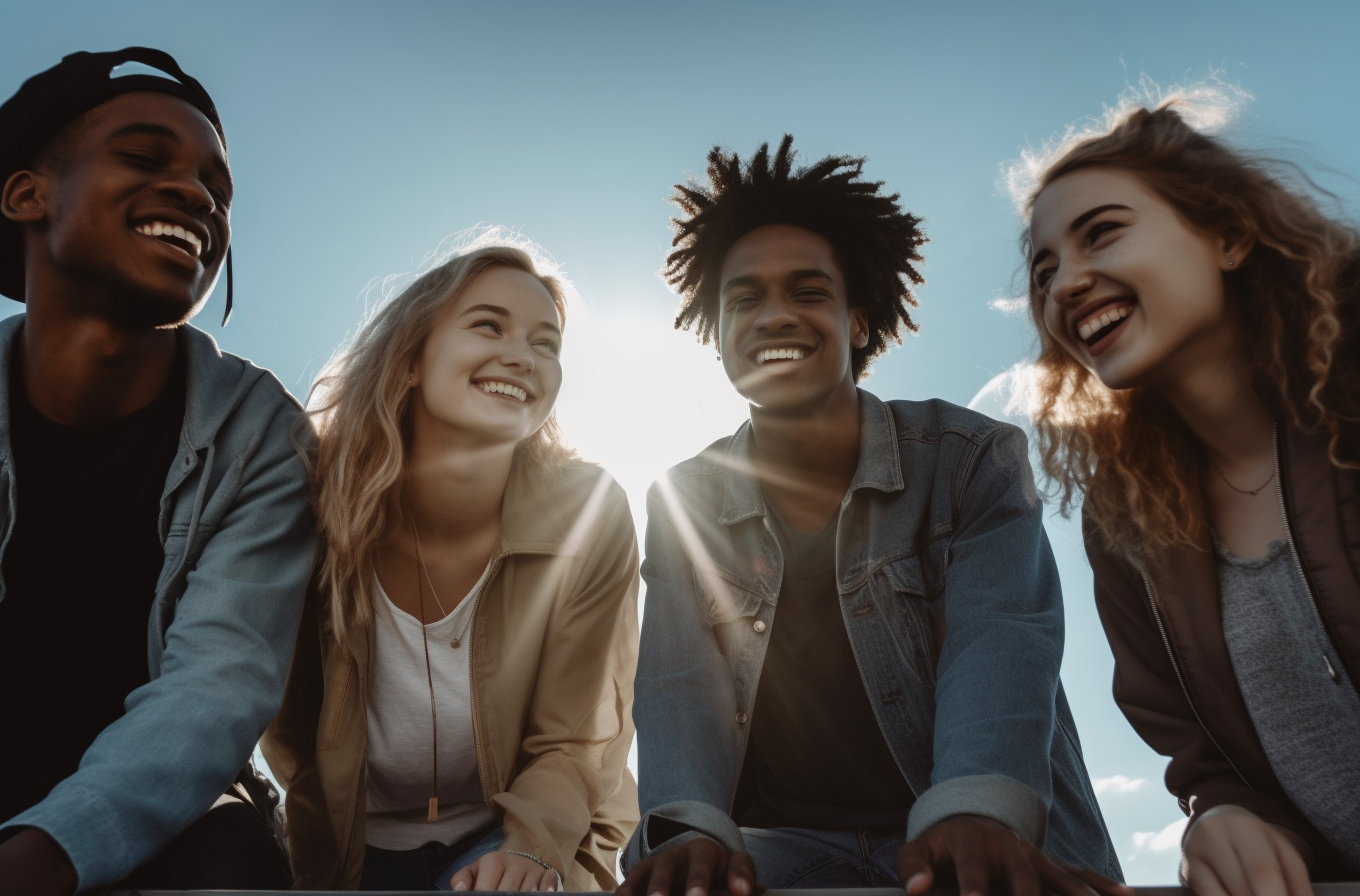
[1272,427,1344,685]
[1137,566,1250,787]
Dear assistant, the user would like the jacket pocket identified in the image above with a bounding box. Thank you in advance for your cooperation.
[878,556,943,683]
[692,567,764,626]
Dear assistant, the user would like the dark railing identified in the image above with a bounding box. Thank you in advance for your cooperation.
[108,887,1360,896]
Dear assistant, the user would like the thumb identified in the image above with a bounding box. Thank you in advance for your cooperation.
[897,841,935,896]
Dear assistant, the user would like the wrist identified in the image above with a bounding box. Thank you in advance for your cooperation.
[0,828,77,896]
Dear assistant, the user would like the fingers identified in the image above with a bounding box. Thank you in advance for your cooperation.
[449,863,477,892]
[895,839,936,895]
[1064,865,1136,896]
[951,838,992,896]
[682,843,718,896]
[617,856,655,896]
[1001,849,1044,896]
[726,851,758,896]
[644,850,677,896]
[1270,831,1313,896]
[472,854,506,892]
[540,866,562,892]
[1184,858,1233,896]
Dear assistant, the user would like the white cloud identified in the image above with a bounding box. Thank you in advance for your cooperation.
[988,295,1029,316]
[1092,774,1146,795]
[1132,817,1188,852]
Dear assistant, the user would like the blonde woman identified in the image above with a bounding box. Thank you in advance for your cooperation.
[263,242,639,891]
[1018,97,1360,894]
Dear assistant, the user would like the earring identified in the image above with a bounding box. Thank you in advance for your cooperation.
[1226,259,1236,267]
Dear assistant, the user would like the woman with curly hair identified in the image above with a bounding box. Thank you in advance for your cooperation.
[262,240,639,891]
[1019,95,1360,894]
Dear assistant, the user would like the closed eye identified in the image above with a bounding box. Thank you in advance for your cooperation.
[1085,220,1122,245]
[472,319,502,333]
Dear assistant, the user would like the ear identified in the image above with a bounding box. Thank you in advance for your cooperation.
[1218,223,1257,271]
[849,307,870,350]
[1,170,47,225]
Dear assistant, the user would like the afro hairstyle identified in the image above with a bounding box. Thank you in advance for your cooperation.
[665,135,926,380]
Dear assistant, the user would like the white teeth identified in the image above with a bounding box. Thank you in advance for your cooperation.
[1077,305,1131,341]
[478,381,527,401]
[756,347,808,364]
[134,221,203,258]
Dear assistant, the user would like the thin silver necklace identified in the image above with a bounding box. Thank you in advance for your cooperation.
[1209,460,1276,497]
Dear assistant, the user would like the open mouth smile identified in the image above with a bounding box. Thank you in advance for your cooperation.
[477,380,529,402]
[1073,300,1135,354]
[756,347,808,364]
[134,220,204,259]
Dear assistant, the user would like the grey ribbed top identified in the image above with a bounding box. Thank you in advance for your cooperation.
[1217,539,1360,865]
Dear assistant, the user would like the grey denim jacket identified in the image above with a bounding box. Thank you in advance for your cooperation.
[0,315,316,892]
[627,391,1119,878]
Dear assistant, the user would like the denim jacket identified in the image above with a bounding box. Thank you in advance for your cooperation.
[0,314,316,892]
[627,390,1119,878]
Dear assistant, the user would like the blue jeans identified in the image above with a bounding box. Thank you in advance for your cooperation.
[358,824,504,891]
[744,827,902,888]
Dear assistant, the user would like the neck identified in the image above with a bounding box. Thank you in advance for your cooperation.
[403,424,516,543]
[749,382,861,523]
[1156,351,1273,471]
[20,298,177,427]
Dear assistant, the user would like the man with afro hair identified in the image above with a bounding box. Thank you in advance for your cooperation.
[620,137,1125,896]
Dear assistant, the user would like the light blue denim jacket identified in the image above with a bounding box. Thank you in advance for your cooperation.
[0,314,316,892]
[627,390,1119,878]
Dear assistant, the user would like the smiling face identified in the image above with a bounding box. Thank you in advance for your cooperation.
[4,91,232,327]
[716,224,868,415]
[411,266,564,449]
[1028,166,1242,391]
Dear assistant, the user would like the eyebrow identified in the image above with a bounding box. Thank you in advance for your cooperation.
[1030,203,1133,275]
[720,268,834,295]
[108,121,233,186]
[462,303,562,335]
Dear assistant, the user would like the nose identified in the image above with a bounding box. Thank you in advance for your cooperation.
[155,169,217,216]
[1049,256,1095,309]
[499,339,536,373]
[753,293,799,332]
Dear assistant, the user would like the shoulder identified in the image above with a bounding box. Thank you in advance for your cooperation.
[880,396,1020,449]
[644,431,736,517]
[504,458,633,550]
[182,325,310,448]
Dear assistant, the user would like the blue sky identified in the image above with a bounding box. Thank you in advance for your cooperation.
[4,1,1358,882]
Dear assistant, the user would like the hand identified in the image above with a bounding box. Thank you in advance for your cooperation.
[617,836,759,896]
[1182,805,1313,896]
[0,828,78,896]
[447,849,560,892]
[897,814,1133,896]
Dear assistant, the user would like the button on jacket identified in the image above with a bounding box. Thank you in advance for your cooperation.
[1088,421,1360,878]
[627,390,1120,878]
[263,460,640,890]
[0,314,316,891]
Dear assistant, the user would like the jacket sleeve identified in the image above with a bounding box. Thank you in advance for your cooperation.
[906,424,1061,847]
[494,475,640,880]
[1084,518,1323,857]
[0,393,316,892]
[259,581,345,887]
[623,476,748,872]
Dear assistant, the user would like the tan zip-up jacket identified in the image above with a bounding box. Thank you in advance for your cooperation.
[262,460,640,889]
[1087,422,1360,878]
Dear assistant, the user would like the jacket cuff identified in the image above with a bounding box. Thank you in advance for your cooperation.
[623,801,744,872]
[1,783,127,891]
[906,774,1047,847]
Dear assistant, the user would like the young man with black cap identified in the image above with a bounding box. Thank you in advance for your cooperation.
[620,138,1127,896]
[0,49,314,893]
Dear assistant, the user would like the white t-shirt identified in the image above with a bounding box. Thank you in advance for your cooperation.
[364,569,497,850]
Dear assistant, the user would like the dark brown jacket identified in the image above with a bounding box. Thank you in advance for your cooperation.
[1087,422,1360,878]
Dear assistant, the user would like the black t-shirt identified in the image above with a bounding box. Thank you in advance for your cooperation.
[0,348,186,821]
[735,502,915,831]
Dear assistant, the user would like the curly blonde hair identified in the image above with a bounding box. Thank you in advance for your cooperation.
[309,241,576,647]
[1017,98,1360,558]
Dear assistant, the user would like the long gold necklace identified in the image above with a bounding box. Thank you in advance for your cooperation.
[409,510,441,822]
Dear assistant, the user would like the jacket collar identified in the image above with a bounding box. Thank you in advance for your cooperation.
[719,388,904,526]
[0,313,252,458]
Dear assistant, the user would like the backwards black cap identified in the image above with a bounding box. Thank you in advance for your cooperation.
[0,47,234,325]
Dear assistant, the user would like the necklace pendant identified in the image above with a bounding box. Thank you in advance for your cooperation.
[428,797,439,822]
[449,638,461,649]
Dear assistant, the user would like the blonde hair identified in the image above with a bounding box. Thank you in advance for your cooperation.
[310,239,576,647]
[1012,89,1360,558]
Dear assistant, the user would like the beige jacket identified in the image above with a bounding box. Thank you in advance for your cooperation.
[262,460,640,889]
